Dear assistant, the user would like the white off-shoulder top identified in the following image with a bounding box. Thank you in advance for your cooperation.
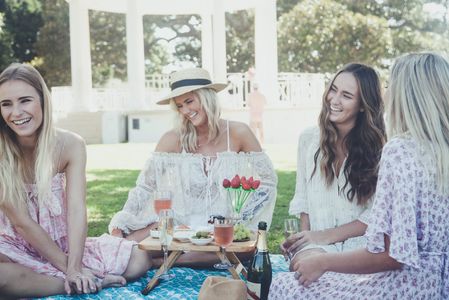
[108,150,277,234]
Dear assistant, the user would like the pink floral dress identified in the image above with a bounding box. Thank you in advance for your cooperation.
[269,137,449,299]
[0,173,135,279]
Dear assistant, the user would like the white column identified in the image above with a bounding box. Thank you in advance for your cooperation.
[211,0,227,83]
[201,13,214,73]
[69,0,92,111]
[126,0,146,109]
[255,0,278,104]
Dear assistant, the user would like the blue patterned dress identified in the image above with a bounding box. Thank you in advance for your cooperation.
[269,136,449,299]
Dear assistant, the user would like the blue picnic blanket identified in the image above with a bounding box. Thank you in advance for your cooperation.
[35,255,289,300]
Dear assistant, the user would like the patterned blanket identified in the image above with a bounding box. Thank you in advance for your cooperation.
[35,255,289,300]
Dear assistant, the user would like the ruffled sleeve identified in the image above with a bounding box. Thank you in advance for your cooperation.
[365,137,420,269]
[240,152,278,231]
[108,154,159,234]
[289,127,317,216]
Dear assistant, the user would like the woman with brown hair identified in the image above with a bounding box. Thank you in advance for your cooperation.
[282,63,386,268]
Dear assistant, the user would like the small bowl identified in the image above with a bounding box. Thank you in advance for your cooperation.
[150,230,160,239]
[189,237,213,246]
[174,230,196,242]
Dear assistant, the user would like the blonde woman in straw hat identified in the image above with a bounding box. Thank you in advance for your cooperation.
[109,67,277,266]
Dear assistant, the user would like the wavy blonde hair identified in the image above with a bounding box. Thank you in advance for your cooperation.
[313,63,386,205]
[388,52,449,195]
[0,63,56,210]
[171,88,221,153]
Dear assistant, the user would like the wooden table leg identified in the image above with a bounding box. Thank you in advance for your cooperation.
[226,252,248,279]
[141,250,183,295]
[215,251,246,280]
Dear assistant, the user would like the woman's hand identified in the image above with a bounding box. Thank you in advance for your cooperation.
[111,228,124,238]
[284,230,330,256]
[64,267,100,295]
[293,253,327,287]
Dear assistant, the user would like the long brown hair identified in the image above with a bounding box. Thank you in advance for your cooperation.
[313,63,386,205]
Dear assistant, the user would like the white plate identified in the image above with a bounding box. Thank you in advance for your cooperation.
[150,230,160,239]
[189,237,213,246]
[173,230,196,242]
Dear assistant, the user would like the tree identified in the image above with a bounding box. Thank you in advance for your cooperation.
[226,9,255,73]
[0,0,42,70]
[34,0,70,87]
[278,0,391,73]
[277,0,449,73]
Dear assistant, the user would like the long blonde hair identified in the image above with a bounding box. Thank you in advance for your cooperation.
[388,52,449,194]
[0,63,56,210]
[171,88,221,153]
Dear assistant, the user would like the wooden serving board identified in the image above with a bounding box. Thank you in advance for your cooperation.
[138,237,256,253]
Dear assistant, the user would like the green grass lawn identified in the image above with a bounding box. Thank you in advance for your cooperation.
[86,169,296,254]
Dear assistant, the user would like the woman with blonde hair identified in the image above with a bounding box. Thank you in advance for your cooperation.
[109,67,277,265]
[0,63,152,298]
[270,52,449,299]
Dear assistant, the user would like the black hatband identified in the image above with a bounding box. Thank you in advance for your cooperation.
[171,79,211,90]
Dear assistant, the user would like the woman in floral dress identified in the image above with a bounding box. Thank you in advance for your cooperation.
[269,52,449,299]
[0,64,153,298]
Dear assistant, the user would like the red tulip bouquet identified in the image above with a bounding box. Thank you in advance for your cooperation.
[222,175,261,215]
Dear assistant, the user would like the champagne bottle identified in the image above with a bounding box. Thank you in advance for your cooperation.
[247,221,272,300]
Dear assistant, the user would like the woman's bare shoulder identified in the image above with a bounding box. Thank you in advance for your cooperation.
[54,129,86,171]
[228,121,261,152]
[155,129,182,153]
[56,128,85,149]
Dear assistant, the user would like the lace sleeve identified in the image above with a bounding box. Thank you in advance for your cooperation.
[108,155,159,234]
[289,127,317,216]
[240,152,278,231]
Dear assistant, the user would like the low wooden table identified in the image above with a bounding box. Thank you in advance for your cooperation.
[138,237,256,295]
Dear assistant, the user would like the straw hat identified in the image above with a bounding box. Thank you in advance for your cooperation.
[157,67,228,105]
[198,276,246,300]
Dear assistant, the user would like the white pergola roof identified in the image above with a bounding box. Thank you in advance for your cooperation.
[68,0,278,110]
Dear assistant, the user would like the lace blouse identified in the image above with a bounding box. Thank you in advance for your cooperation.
[289,127,371,251]
[108,151,277,234]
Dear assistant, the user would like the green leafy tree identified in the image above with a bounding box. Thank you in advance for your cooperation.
[34,0,70,87]
[0,10,14,70]
[144,14,202,69]
[226,9,255,73]
[278,0,391,73]
[0,0,42,70]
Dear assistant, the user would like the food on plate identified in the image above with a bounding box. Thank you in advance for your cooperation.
[193,231,211,239]
[233,224,251,241]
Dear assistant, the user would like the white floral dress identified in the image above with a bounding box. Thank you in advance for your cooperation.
[269,137,449,299]
[108,151,277,233]
[290,127,371,253]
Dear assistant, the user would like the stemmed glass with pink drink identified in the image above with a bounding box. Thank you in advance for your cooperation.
[213,217,234,269]
[153,190,172,215]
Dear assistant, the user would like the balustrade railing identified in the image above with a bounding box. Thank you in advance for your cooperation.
[52,72,324,115]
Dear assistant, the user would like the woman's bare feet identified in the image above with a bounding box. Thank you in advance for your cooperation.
[101,275,126,288]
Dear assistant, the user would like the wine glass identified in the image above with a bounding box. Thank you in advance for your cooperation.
[213,217,234,269]
[154,190,172,215]
[158,208,175,279]
[284,218,299,260]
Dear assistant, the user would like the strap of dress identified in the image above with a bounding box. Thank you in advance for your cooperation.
[227,120,231,152]
[56,135,66,173]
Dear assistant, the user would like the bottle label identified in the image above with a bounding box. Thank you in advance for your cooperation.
[247,281,261,300]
